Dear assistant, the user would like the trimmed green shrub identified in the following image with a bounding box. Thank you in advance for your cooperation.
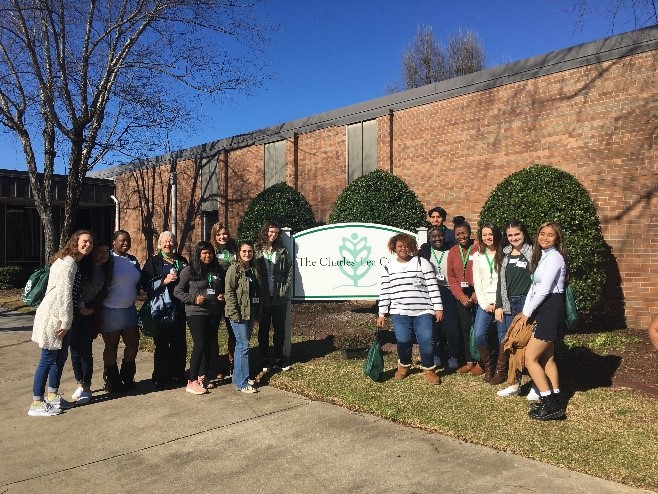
[0,265,22,289]
[479,164,605,313]
[329,170,426,230]
[237,182,316,241]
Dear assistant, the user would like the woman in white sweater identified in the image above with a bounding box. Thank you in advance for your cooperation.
[377,233,443,385]
[28,230,94,416]
[472,223,503,381]
[519,222,568,421]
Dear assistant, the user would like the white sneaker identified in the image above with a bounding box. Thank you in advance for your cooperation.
[496,384,521,397]
[76,391,92,405]
[526,387,540,401]
[71,386,84,401]
[238,385,258,394]
[28,401,61,416]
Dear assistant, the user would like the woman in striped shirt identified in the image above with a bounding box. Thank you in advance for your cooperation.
[377,233,443,385]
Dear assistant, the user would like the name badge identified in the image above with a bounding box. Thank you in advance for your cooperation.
[252,297,260,304]
[460,281,470,288]
[516,261,527,268]
[206,288,215,295]
[486,286,496,293]
[508,258,518,264]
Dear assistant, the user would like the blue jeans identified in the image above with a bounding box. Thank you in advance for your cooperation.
[502,295,527,343]
[230,319,254,390]
[32,330,71,399]
[391,313,435,368]
[473,306,504,347]
[435,286,459,364]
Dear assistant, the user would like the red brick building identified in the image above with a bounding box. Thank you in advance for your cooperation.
[93,27,658,329]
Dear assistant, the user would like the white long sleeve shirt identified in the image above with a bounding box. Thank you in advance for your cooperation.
[473,249,498,309]
[378,257,443,317]
[522,247,566,317]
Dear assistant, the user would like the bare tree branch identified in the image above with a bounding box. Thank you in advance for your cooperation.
[0,0,271,256]
[387,25,485,93]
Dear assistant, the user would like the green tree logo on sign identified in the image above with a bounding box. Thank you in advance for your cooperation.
[338,233,374,287]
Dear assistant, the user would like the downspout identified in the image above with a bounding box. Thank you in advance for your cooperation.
[110,195,120,232]
[169,170,177,238]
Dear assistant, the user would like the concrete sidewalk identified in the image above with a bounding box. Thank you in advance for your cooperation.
[0,308,650,494]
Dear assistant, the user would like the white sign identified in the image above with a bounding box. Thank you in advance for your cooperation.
[292,223,425,300]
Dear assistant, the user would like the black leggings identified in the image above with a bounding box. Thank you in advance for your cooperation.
[187,315,221,381]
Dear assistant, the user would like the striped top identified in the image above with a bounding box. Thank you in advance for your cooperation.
[378,257,443,317]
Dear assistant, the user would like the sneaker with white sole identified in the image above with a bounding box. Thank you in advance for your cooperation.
[71,386,84,401]
[76,391,92,405]
[526,387,540,401]
[46,394,75,410]
[238,385,258,394]
[496,384,521,397]
[28,401,61,416]
[186,380,208,395]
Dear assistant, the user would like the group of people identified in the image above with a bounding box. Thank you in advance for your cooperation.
[377,206,569,421]
[28,220,292,416]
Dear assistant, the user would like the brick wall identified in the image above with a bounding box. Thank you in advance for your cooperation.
[113,49,657,329]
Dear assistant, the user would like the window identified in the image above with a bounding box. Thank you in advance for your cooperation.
[264,140,286,188]
[347,120,377,182]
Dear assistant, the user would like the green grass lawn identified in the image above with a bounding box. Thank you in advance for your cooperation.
[269,348,658,491]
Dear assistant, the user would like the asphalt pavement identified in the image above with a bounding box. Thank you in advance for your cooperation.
[0,307,651,494]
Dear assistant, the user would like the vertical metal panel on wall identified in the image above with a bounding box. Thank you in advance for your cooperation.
[347,123,363,183]
[264,140,286,188]
[200,154,219,212]
[362,119,377,175]
[347,119,377,182]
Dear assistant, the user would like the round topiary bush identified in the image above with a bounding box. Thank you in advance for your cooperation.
[237,182,316,241]
[328,170,426,230]
[479,164,605,314]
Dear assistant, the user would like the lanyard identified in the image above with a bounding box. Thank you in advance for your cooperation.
[160,251,179,271]
[207,273,214,285]
[484,250,494,276]
[531,250,554,283]
[431,246,446,269]
[263,249,274,262]
[220,249,231,264]
[459,244,472,274]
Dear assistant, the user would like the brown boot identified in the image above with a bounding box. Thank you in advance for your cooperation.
[395,362,411,380]
[469,363,484,376]
[423,368,441,385]
[456,362,474,373]
[476,346,494,382]
[490,344,509,385]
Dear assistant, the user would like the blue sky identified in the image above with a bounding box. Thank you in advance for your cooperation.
[0,0,647,173]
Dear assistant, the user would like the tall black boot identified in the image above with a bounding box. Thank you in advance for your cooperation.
[103,364,125,393]
[529,393,565,421]
[120,359,137,390]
